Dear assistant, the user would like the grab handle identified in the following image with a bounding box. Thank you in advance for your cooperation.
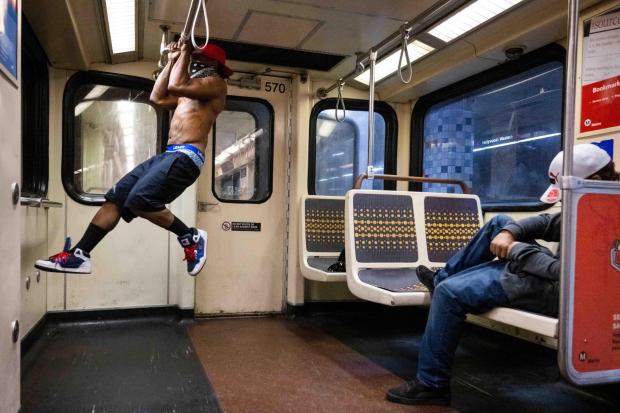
[353,174,471,194]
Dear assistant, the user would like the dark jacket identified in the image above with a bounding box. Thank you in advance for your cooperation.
[500,213,561,317]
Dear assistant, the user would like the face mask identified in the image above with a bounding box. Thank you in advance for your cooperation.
[190,61,218,79]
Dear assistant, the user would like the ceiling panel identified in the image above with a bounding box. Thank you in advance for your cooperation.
[267,0,442,20]
[148,0,192,24]
[236,11,322,48]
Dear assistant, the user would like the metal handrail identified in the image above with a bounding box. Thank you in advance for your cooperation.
[352,174,471,194]
[558,0,580,385]
[20,196,63,208]
[367,50,377,178]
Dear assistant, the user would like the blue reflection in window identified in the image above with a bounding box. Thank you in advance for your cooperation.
[315,110,386,195]
[422,62,563,206]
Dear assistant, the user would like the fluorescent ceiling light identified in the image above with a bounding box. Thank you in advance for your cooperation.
[74,102,94,117]
[318,119,337,137]
[428,0,524,43]
[104,0,136,54]
[84,85,110,100]
[214,129,263,166]
[355,40,435,85]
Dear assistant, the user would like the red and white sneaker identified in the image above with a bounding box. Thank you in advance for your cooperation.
[178,228,207,276]
[35,238,92,274]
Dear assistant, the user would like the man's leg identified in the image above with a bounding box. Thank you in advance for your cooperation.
[418,261,508,387]
[434,214,514,285]
[133,208,190,236]
[131,206,206,276]
[71,202,121,253]
[387,261,509,405]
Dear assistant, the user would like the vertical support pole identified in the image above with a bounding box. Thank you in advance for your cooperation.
[559,0,580,374]
[367,50,377,179]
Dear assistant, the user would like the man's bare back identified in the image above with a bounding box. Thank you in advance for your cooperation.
[151,42,228,154]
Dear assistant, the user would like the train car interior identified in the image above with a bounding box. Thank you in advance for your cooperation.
[2,0,620,411]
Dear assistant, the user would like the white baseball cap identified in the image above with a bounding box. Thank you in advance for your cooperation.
[540,144,611,204]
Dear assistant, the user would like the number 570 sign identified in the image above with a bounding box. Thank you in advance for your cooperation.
[264,81,286,94]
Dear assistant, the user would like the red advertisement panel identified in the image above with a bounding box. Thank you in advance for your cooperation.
[581,76,620,133]
[573,193,620,372]
[580,10,620,133]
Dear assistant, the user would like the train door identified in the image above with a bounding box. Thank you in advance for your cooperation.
[195,76,290,315]
[0,9,21,409]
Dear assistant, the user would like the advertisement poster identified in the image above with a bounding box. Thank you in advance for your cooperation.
[581,10,620,133]
[572,193,620,373]
[0,0,17,84]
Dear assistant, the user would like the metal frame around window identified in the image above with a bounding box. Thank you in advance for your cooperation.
[410,43,566,211]
[62,71,170,205]
[21,18,49,198]
[211,96,275,204]
[308,98,398,195]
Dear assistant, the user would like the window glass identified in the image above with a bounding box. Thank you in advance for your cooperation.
[421,61,563,207]
[72,87,158,194]
[213,98,273,203]
[312,104,392,196]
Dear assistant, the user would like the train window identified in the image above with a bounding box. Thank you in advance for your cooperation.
[21,20,49,198]
[411,45,565,210]
[309,99,397,195]
[62,72,169,205]
[212,97,274,203]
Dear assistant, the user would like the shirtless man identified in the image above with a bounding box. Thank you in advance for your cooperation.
[36,42,231,276]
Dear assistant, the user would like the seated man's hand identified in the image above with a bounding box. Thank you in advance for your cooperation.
[490,230,515,259]
[507,241,522,258]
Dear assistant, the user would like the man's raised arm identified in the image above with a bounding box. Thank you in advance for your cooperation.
[150,43,180,109]
[168,44,226,101]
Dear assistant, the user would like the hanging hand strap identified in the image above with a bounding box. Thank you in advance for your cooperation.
[398,26,413,84]
[191,0,210,49]
[335,80,346,122]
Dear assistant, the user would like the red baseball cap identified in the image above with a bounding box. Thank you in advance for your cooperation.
[193,44,233,78]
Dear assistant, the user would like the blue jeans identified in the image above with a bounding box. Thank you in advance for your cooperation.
[416,215,513,388]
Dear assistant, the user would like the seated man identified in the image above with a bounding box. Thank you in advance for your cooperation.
[35,41,232,276]
[387,143,619,406]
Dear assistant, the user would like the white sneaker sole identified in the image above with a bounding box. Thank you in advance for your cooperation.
[188,229,207,276]
[35,260,92,274]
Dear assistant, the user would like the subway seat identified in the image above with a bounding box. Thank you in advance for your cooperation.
[473,307,559,338]
[343,189,559,339]
[300,196,347,282]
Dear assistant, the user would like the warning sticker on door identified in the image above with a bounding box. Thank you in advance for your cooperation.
[230,222,261,232]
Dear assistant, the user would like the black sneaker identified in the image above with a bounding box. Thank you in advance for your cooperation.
[386,380,450,406]
[416,265,437,293]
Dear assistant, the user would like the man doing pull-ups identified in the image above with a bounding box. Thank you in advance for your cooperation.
[36,41,232,276]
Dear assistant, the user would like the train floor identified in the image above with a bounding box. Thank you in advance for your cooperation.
[21,307,620,413]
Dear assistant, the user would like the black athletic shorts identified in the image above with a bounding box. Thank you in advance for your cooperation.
[104,151,201,222]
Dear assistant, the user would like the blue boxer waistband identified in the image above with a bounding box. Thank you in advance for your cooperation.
[166,144,205,169]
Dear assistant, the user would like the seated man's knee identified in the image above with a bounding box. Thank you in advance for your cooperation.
[434,281,456,301]
[434,280,470,315]
[489,214,513,228]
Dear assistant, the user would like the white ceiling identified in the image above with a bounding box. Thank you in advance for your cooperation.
[143,0,440,77]
[24,0,604,101]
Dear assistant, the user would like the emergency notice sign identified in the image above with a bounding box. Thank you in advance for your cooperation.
[580,10,620,133]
